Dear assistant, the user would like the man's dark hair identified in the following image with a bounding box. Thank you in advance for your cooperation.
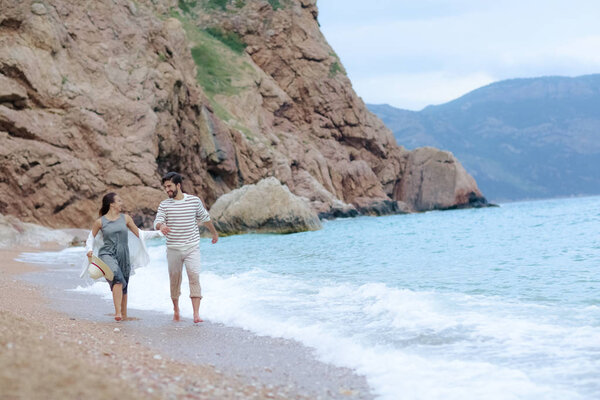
[162,171,184,185]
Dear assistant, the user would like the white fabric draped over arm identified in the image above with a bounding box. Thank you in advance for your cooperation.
[79,230,103,278]
[127,229,163,275]
[80,229,163,279]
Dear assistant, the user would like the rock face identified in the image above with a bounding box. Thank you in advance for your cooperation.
[198,0,409,214]
[0,0,487,230]
[0,0,192,228]
[209,177,321,235]
[398,148,489,211]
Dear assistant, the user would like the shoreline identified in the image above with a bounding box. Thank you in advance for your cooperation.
[1,245,373,400]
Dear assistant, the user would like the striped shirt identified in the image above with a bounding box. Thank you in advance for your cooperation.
[153,194,211,249]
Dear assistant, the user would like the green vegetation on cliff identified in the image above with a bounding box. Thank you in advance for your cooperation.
[178,0,197,14]
[204,0,228,11]
[195,0,285,12]
[328,52,345,77]
[204,27,246,54]
[170,11,245,97]
[268,0,283,10]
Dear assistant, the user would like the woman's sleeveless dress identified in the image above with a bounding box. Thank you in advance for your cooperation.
[98,214,131,294]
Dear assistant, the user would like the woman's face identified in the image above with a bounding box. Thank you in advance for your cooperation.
[111,195,124,212]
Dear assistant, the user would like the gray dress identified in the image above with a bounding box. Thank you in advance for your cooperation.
[99,214,131,294]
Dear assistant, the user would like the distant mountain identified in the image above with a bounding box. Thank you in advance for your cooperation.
[369,75,600,202]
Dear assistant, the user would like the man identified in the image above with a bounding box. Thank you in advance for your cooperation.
[153,171,219,323]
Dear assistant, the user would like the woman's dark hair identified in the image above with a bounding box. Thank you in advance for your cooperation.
[99,192,117,216]
[161,171,183,185]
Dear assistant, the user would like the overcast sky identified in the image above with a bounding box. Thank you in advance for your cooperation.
[317,0,600,110]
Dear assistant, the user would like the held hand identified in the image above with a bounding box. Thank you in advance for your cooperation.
[86,250,92,259]
[211,232,219,244]
[160,224,171,235]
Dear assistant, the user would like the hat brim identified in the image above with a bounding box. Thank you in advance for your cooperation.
[89,255,114,281]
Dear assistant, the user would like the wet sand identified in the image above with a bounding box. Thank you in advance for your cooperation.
[0,246,374,399]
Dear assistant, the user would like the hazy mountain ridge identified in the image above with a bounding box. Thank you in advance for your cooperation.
[369,75,600,201]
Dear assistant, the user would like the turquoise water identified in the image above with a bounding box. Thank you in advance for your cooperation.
[206,197,599,304]
[27,196,600,399]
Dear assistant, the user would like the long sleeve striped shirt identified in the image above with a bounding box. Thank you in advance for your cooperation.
[153,194,211,250]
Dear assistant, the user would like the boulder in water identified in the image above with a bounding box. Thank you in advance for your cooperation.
[209,177,322,235]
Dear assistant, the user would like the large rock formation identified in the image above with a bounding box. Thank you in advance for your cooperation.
[209,177,321,235]
[0,0,487,230]
[398,148,488,211]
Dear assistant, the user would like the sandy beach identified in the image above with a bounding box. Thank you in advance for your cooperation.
[0,245,373,400]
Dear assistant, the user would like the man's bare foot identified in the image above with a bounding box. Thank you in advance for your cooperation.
[173,309,180,322]
[193,314,203,323]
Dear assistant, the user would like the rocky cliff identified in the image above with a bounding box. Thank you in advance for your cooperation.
[0,0,487,229]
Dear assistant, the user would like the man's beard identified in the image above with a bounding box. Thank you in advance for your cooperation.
[168,188,178,198]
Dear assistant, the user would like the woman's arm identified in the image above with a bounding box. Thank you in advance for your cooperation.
[86,219,102,258]
[125,214,140,238]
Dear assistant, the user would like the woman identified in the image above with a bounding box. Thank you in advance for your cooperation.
[86,193,140,321]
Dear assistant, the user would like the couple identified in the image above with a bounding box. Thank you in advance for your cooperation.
[84,172,219,323]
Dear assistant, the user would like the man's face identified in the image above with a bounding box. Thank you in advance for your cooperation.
[163,180,179,198]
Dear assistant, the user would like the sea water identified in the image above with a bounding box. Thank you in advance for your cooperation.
[19,196,600,399]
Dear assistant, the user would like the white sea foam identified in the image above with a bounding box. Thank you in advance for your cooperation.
[197,271,589,400]
[67,252,599,399]
[16,247,83,269]
[85,260,593,400]
[0,215,76,248]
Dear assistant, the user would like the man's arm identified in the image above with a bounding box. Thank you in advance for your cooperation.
[203,221,219,244]
[154,202,170,234]
[197,198,218,244]
[196,197,211,223]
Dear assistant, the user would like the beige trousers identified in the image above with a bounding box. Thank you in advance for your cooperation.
[166,246,202,299]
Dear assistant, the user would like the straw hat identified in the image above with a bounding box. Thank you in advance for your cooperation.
[88,255,114,281]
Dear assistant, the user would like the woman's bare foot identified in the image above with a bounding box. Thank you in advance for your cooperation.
[114,313,122,321]
[193,314,203,323]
